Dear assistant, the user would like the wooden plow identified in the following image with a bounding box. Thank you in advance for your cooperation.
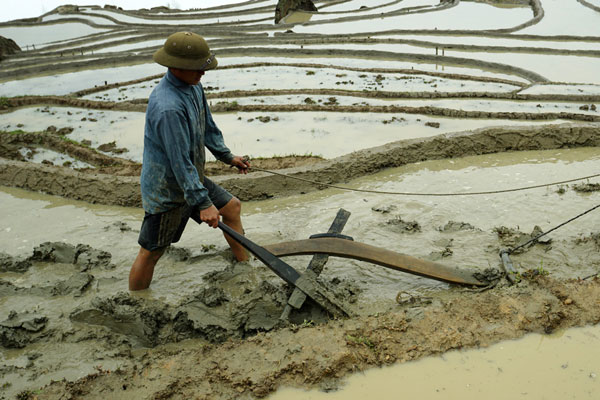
[218,208,487,320]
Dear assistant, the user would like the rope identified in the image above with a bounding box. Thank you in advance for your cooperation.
[249,166,600,197]
[245,163,600,281]
[508,203,600,254]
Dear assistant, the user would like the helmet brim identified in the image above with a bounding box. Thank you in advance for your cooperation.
[153,47,218,71]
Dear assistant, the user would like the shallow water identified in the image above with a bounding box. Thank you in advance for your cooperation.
[0,147,599,397]
[41,13,118,26]
[310,0,438,21]
[39,32,150,53]
[0,106,576,163]
[293,2,532,34]
[217,56,532,83]
[318,0,416,14]
[270,323,600,399]
[0,23,110,48]
[0,63,164,94]
[442,49,600,85]
[377,34,600,52]
[520,83,600,96]
[83,7,272,25]
[520,0,600,36]
[1,106,145,161]
[1,147,598,299]
[83,65,519,101]
[93,38,164,54]
[18,146,94,169]
[260,42,600,85]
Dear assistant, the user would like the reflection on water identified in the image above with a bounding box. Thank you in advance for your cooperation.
[294,2,532,34]
[0,63,164,95]
[377,34,600,52]
[0,23,109,48]
[270,324,600,399]
[1,107,567,163]
[520,0,600,36]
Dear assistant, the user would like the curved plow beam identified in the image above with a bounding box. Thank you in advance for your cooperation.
[264,238,486,287]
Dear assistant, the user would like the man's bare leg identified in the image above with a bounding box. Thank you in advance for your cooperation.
[219,197,249,262]
[129,247,165,290]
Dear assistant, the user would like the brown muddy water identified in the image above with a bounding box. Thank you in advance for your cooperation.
[2,1,600,398]
[270,324,600,399]
[0,106,575,163]
[1,147,599,398]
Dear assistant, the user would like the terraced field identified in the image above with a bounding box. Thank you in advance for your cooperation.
[0,1,599,399]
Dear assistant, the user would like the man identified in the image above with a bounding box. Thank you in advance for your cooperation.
[129,31,250,291]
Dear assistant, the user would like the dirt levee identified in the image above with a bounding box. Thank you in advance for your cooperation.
[0,123,598,207]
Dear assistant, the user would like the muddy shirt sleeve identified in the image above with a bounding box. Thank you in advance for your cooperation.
[154,109,213,210]
[201,88,234,165]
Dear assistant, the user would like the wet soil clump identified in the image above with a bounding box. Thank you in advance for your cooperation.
[494,225,552,253]
[573,182,600,193]
[33,275,600,399]
[0,312,48,349]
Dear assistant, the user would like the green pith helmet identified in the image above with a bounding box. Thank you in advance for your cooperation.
[153,31,218,71]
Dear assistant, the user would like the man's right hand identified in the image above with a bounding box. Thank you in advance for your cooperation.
[200,205,220,228]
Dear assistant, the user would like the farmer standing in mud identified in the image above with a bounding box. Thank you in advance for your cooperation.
[129,31,250,291]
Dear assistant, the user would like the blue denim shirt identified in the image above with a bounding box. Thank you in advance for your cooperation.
[140,70,234,214]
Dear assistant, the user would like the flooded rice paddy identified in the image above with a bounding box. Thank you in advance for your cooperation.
[271,324,600,399]
[1,0,599,398]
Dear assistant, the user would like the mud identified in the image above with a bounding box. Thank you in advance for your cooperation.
[1,1,600,399]
[573,182,600,193]
[0,312,48,349]
[67,262,347,348]
[30,275,600,399]
[1,151,599,399]
[1,123,598,207]
[493,225,552,253]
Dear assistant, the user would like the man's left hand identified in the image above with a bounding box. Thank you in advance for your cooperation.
[231,156,250,174]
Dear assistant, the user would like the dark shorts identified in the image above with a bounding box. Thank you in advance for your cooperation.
[138,177,233,252]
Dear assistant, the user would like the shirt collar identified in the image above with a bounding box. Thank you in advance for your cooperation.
[165,69,192,95]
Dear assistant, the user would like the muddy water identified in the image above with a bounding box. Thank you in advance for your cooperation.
[378,34,600,52]
[1,147,599,397]
[216,113,566,160]
[82,66,519,102]
[442,50,600,85]
[520,0,600,36]
[84,8,272,25]
[2,107,569,162]
[0,63,164,95]
[242,147,600,301]
[41,13,118,26]
[293,2,531,34]
[1,106,145,162]
[1,146,598,298]
[260,43,600,85]
[211,57,529,83]
[270,323,600,399]
[520,83,600,96]
[0,23,110,48]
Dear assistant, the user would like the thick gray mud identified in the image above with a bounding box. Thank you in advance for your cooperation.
[1,1,600,399]
[0,241,356,350]
[2,143,600,398]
